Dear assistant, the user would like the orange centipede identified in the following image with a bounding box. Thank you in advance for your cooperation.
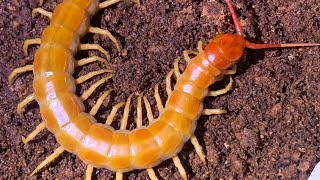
[8,0,320,179]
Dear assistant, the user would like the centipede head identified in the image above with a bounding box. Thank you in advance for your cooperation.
[212,33,246,62]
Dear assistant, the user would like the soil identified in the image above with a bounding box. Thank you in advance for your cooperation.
[1,0,320,179]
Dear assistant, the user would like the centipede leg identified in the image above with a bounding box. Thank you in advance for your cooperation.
[80,75,113,101]
[30,146,65,176]
[202,109,227,115]
[76,56,108,67]
[165,69,174,95]
[190,135,206,164]
[85,165,93,180]
[23,38,41,56]
[223,64,237,75]
[105,102,126,125]
[99,0,140,9]
[88,27,121,52]
[120,94,133,129]
[21,122,46,144]
[143,96,155,122]
[8,65,33,85]
[182,40,204,63]
[32,8,52,18]
[172,156,187,180]
[38,0,44,6]
[136,93,143,127]
[154,84,164,113]
[89,89,113,116]
[173,57,182,78]
[183,50,198,62]
[208,76,234,97]
[80,44,110,60]
[75,69,113,85]
[17,93,35,117]
[116,172,123,180]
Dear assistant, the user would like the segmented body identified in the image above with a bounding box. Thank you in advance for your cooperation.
[33,0,246,172]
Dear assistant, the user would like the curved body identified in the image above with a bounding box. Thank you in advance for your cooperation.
[33,0,245,172]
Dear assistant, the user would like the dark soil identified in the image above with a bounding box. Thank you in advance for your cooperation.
[1,0,320,179]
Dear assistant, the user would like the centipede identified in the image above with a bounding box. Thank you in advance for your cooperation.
[7,0,320,179]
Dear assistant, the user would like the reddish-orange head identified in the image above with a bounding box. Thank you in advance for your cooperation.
[212,33,246,62]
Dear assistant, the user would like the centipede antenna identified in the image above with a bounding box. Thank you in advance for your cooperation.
[245,41,320,49]
[226,0,244,36]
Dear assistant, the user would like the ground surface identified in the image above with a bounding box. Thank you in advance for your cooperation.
[1,0,320,179]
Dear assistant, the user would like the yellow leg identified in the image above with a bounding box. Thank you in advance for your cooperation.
[208,76,233,97]
[85,165,93,180]
[105,102,126,125]
[89,27,121,52]
[223,65,237,75]
[21,122,46,144]
[32,8,52,18]
[99,0,140,9]
[154,84,164,113]
[136,93,143,127]
[80,44,110,60]
[172,156,187,180]
[17,93,35,117]
[183,50,198,62]
[76,56,107,67]
[39,0,44,6]
[143,96,154,122]
[173,57,182,78]
[80,75,113,101]
[166,69,174,95]
[116,172,123,180]
[190,134,206,164]
[75,69,113,84]
[215,74,224,82]
[8,64,33,85]
[23,38,41,56]
[89,89,113,116]
[120,94,133,130]
[197,40,204,52]
[202,109,227,115]
[30,146,64,176]
[147,168,159,180]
